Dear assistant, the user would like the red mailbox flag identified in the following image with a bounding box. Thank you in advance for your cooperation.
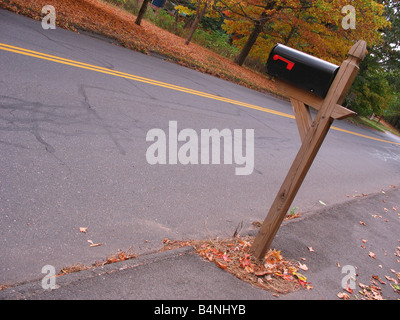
[273,55,295,70]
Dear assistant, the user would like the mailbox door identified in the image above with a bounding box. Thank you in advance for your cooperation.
[266,44,339,98]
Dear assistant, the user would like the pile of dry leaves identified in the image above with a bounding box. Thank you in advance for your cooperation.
[0,0,277,95]
[163,236,312,294]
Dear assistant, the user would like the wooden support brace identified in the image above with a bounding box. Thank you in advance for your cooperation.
[291,98,312,142]
[251,40,367,260]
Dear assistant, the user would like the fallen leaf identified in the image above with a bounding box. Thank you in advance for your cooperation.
[222,252,230,262]
[337,292,350,300]
[279,273,294,281]
[215,260,228,270]
[89,243,102,247]
[244,265,254,273]
[307,246,315,252]
[87,239,102,247]
[240,253,251,268]
[391,283,400,292]
[264,262,274,271]
[79,227,88,233]
[298,263,308,271]
[361,239,367,243]
[368,251,377,259]
[319,200,326,206]
[372,275,386,284]
[360,221,366,226]
[344,284,353,294]
[293,272,307,282]
[384,275,397,283]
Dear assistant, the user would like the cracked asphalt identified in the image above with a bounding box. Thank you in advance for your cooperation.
[0,8,399,302]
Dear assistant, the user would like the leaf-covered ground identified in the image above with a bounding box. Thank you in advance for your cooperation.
[0,0,277,95]
[162,236,312,294]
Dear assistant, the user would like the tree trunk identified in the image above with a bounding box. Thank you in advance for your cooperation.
[183,15,195,29]
[135,0,150,26]
[234,19,263,66]
[185,1,207,45]
[283,25,297,46]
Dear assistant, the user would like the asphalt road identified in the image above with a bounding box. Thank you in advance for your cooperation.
[1,9,399,285]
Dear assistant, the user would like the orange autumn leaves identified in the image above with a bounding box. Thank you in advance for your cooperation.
[222,0,388,65]
[0,0,276,95]
[194,236,312,293]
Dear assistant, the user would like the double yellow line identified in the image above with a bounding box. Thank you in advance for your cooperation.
[0,42,399,146]
[0,42,291,118]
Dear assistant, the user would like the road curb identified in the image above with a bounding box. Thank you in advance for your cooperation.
[0,246,195,300]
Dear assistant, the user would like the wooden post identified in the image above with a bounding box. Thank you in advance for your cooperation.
[250,40,367,260]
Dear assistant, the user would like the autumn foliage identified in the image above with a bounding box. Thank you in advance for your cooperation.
[0,0,276,94]
[222,0,388,65]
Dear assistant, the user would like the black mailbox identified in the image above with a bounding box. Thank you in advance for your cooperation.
[266,44,339,98]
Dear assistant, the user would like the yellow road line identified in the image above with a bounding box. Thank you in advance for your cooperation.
[331,127,400,145]
[0,42,291,119]
[1,42,399,146]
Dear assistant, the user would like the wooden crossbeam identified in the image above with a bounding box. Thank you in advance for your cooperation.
[251,40,367,260]
[276,80,356,120]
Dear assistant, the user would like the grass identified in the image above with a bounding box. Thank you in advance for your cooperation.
[348,116,400,137]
